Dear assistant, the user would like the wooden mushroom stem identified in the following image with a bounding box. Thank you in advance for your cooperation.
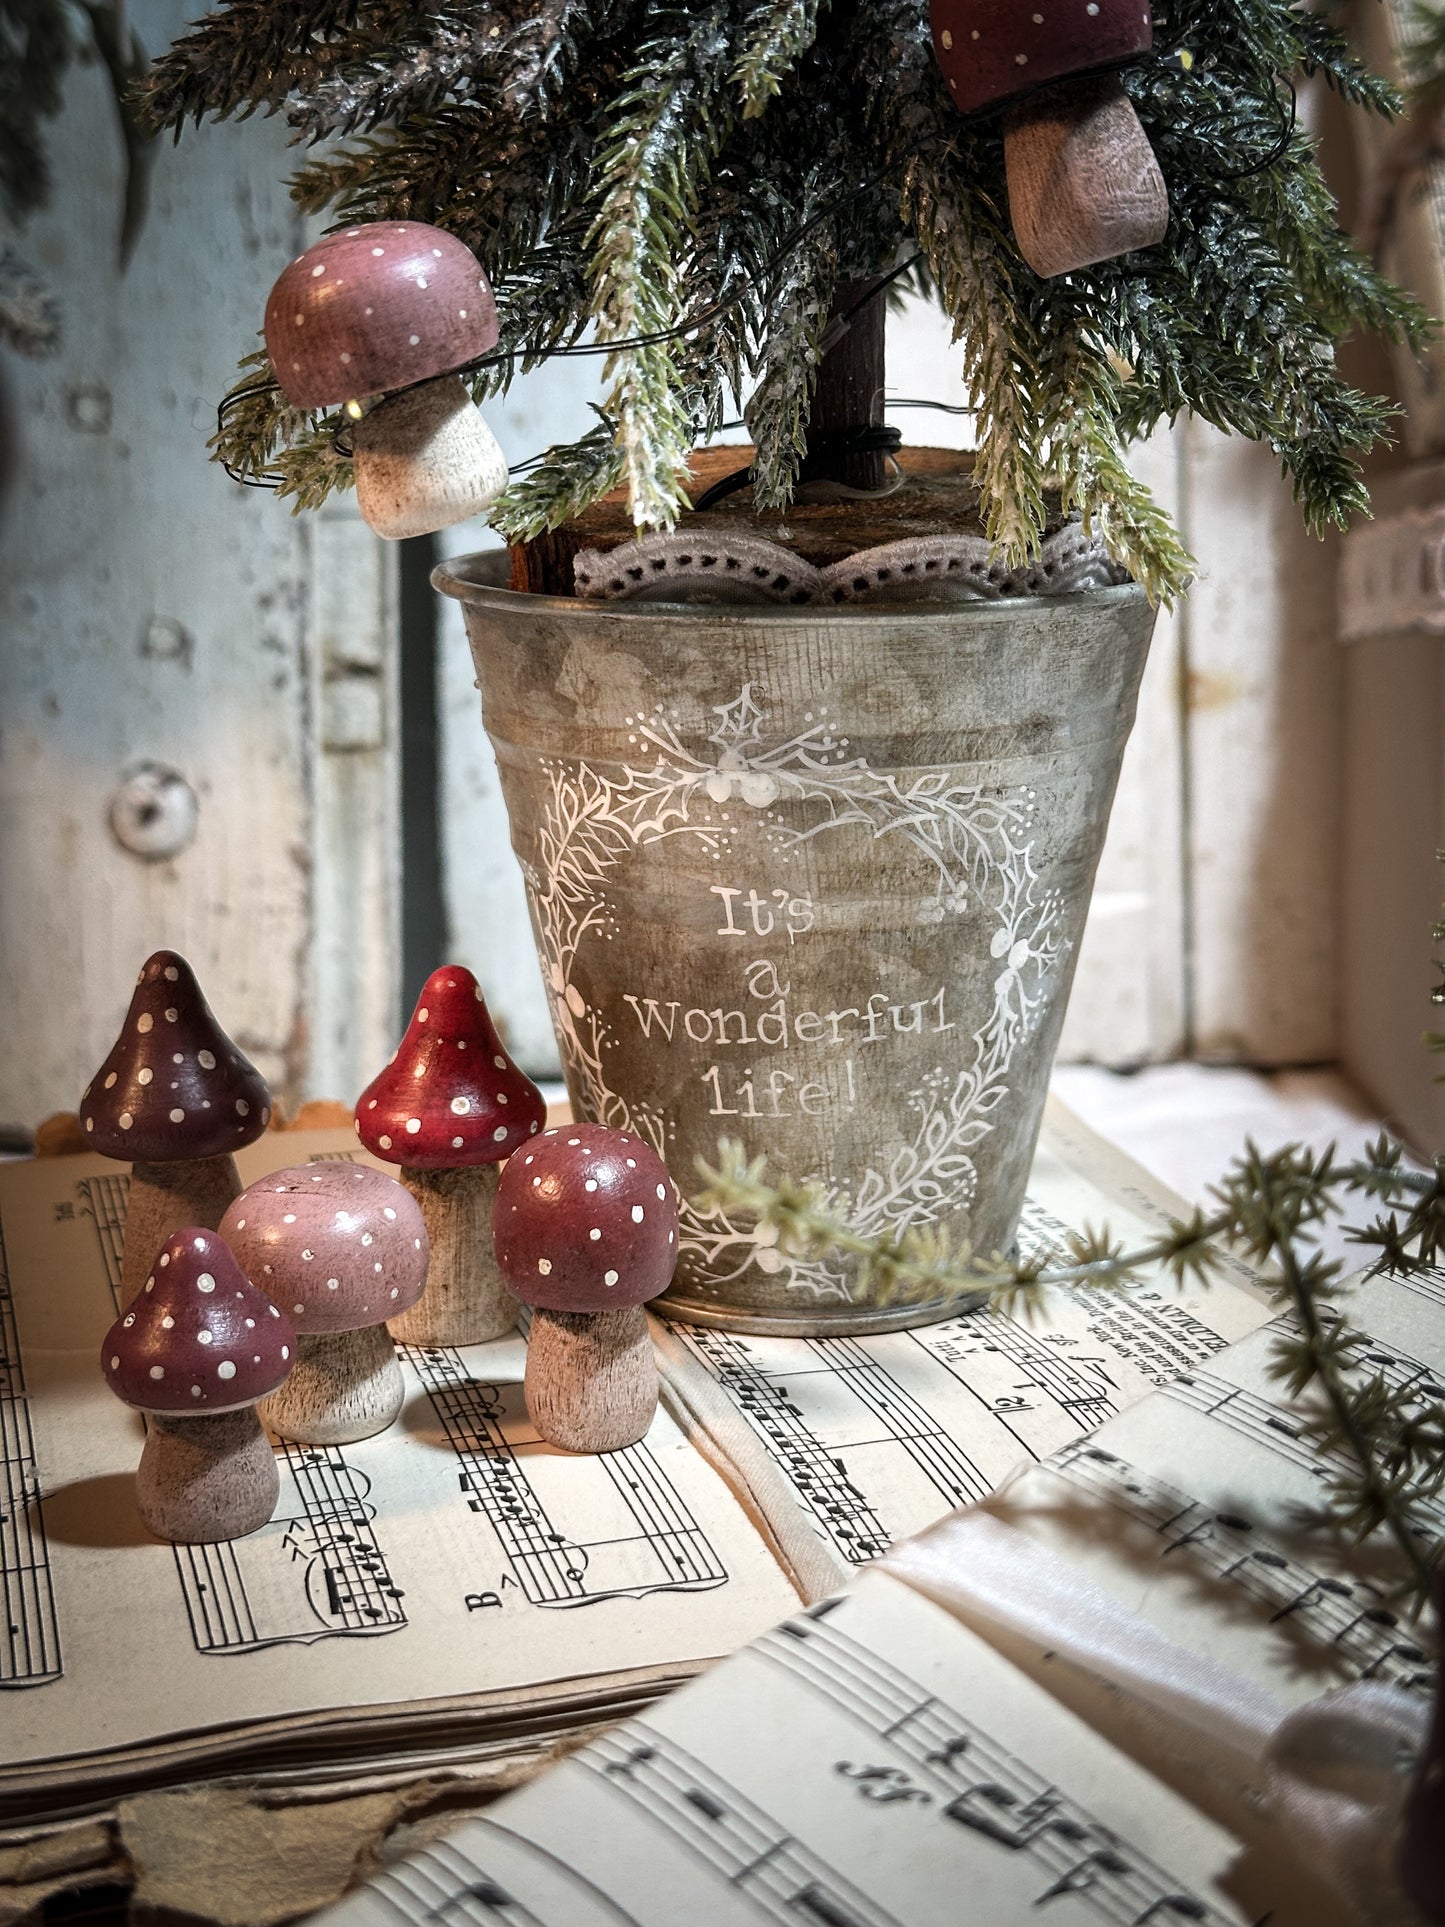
[525,1306,657,1455]
[391,1162,515,1347]
[260,1323,403,1445]
[135,1407,279,1544]
[352,375,509,542]
[1003,73,1168,280]
[120,1154,243,1304]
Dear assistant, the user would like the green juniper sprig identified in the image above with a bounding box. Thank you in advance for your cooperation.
[141,0,1428,603]
[697,1131,1445,1611]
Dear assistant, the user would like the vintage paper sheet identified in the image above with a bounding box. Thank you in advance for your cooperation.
[973,1260,1445,1713]
[323,1570,1326,1927]
[659,1097,1276,1575]
[0,1135,800,1806]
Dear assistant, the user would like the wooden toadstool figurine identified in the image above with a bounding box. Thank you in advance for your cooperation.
[494,1125,679,1454]
[264,220,507,539]
[220,1163,428,1444]
[81,951,271,1305]
[101,1227,295,1543]
[355,965,545,1347]
[931,0,1168,279]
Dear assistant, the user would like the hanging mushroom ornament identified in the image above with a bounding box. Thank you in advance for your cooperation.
[220,1163,428,1444]
[355,965,545,1347]
[101,1227,295,1543]
[931,1,1168,279]
[494,1125,679,1454]
[80,951,271,1305]
[264,220,507,540]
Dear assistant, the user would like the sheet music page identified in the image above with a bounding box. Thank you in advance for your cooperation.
[660,1100,1276,1571]
[322,1569,1336,1927]
[980,1260,1445,1708]
[0,1136,800,1792]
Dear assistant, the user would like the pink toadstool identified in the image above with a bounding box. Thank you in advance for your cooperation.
[931,0,1168,279]
[80,951,271,1304]
[355,965,545,1347]
[101,1226,295,1543]
[264,220,507,539]
[493,1124,679,1454]
[220,1162,428,1443]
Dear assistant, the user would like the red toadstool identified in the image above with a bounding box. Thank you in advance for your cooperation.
[264,220,507,539]
[220,1162,428,1443]
[101,1226,295,1542]
[493,1124,679,1454]
[355,965,545,1347]
[931,0,1168,278]
[80,951,271,1304]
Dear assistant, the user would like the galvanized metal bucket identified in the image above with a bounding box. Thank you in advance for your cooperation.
[436,550,1156,1335]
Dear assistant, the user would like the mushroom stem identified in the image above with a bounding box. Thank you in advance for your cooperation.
[260,1324,403,1444]
[135,1408,279,1544]
[391,1163,515,1347]
[1003,73,1168,279]
[121,1155,243,1304]
[525,1306,657,1454]
[353,376,509,541]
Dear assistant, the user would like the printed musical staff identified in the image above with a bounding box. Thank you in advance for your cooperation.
[359,1833,554,1926]
[583,1723,901,1927]
[76,1173,408,1653]
[1049,1440,1433,1694]
[909,1309,1119,1440]
[0,1212,62,1687]
[755,1606,1234,1927]
[677,1329,892,1563]
[407,1343,726,1606]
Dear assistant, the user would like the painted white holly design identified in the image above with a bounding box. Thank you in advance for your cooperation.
[522,684,1067,1302]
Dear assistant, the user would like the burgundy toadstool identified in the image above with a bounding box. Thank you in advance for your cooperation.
[220,1162,428,1443]
[931,0,1168,278]
[264,220,507,539]
[355,965,545,1347]
[493,1124,679,1454]
[80,951,271,1305]
[101,1226,295,1543]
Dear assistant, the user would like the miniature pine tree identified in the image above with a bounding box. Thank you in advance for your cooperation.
[142,1,1431,603]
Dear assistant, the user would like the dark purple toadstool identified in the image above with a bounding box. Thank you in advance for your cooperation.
[220,1163,428,1443]
[101,1226,295,1542]
[81,951,271,1304]
[264,220,506,539]
[931,0,1168,278]
[494,1124,679,1453]
[355,965,545,1347]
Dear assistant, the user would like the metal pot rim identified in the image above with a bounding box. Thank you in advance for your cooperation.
[432,547,1149,624]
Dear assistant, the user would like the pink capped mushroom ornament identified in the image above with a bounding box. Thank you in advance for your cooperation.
[355,965,545,1347]
[265,220,507,540]
[101,1227,295,1543]
[80,951,271,1305]
[220,1164,429,1444]
[494,1125,680,1455]
[931,0,1168,279]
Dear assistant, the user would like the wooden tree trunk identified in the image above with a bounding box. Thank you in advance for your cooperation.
[804,279,888,492]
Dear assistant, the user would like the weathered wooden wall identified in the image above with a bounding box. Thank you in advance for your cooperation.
[0,0,400,1129]
[0,21,1350,1122]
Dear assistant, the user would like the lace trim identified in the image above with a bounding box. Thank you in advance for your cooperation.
[572,524,1129,605]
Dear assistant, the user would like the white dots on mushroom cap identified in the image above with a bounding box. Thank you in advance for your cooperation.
[537,1258,552,1275]
[217,1361,236,1380]
[631,1206,645,1223]
[137,1013,153,1033]
[196,1273,216,1293]
[138,1067,153,1086]
[604,1270,619,1287]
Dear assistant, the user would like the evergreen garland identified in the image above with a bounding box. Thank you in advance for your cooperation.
[144,1,1431,602]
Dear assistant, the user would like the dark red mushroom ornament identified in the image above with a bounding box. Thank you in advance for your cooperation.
[101,1227,295,1542]
[931,0,1168,278]
[494,1125,679,1454]
[221,1163,428,1443]
[265,220,506,539]
[355,965,545,1347]
[80,951,271,1304]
